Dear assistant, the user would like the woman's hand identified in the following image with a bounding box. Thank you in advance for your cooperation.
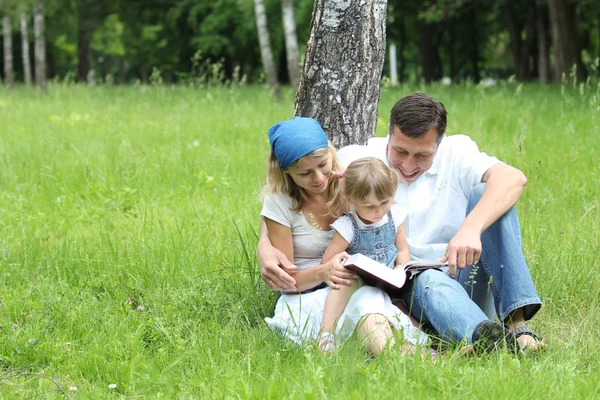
[319,251,356,290]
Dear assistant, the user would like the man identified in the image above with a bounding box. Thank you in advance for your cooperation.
[259,92,543,352]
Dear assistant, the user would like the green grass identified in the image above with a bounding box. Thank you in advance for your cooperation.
[0,81,599,398]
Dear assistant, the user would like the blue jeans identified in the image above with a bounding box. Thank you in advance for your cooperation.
[401,183,542,343]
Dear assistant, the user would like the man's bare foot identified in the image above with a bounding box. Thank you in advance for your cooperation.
[506,309,545,353]
[455,344,475,358]
[509,324,545,352]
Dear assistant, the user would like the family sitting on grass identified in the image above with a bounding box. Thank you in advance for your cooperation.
[257,92,545,356]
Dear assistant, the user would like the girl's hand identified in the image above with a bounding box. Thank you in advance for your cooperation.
[319,252,356,290]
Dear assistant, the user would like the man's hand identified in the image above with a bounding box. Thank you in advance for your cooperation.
[438,226,482,278]
[258,242,297,291]
[319,252,356,290]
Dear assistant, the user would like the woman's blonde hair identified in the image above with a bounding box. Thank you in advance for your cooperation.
[326,157,400,218]
[261,142,343,212]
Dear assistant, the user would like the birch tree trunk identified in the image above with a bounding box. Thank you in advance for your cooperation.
[254,0,281,100]
[281,0,301,89]
[34,0,46,88]
[295,0,387,148]
[2,12,14,87]
[20,13,32,85]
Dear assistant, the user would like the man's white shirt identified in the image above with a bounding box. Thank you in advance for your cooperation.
[337,135,500,262]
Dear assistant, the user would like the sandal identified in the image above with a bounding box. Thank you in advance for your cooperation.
[512,325,545,353]
[317,333,337,355]
[471,320,520,354]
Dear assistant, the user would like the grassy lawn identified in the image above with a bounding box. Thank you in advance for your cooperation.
[0,82,599,398]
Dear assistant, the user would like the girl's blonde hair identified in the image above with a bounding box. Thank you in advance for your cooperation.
[326,157,400,218]
[261,143,343,212]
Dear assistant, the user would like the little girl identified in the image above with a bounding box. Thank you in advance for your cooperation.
[318,157,417,352]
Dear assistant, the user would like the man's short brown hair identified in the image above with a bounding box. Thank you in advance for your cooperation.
[389,92,447,141]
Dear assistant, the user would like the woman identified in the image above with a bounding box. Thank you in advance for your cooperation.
[259,116,427,355]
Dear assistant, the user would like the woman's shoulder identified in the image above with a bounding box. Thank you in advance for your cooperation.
[261,193,299,228]
[263,192,294,208]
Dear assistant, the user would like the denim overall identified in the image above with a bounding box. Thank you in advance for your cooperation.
[347,210,398,268]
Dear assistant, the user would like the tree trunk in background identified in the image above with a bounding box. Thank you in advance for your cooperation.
[118,56,126,84]
[419,20,442,83]
[34,0,46,88]
[389,42,397,85]
[20,13,32,85]
[448,19,456,80]
[295,0,387,147]
[77,11,92,82]
[398,16,406,83]
[536,0,550,83]
[104,55,112,81]
[281,0,301,89]
[503,0,530,81]
[526,2,538,79]
[469,1,480,83]
[254,0,281,100]
[2,13,14,87]
[547,0,587,82]
[140,63,148,83]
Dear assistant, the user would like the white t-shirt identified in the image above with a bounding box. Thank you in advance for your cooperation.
[260,193,334,272]
[337,135,500,262]
[331,204,407,245]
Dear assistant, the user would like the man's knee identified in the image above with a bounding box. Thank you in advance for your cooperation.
[413,269,449,293]
[468,183,487,209]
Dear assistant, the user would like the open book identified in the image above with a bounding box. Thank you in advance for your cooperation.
[342,253,447,293]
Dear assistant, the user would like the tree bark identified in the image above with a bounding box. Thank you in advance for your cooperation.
[20,13,32,85]
[34,0,46,88]
[281,0,301,90]
[2,13,14,87]
[294,0,387,147]
[547,0,587,82]
[254,0,281,100]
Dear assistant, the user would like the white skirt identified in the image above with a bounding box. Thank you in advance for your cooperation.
[265,285,428,346]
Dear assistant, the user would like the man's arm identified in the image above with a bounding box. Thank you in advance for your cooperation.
[258,219,297,291]
[441,163,527,276]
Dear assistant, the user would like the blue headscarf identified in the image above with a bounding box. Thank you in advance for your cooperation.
[268,117,328,170]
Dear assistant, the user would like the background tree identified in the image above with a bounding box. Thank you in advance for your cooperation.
[295,0,387,147]
[77,0,105,82]
[281,0,300,89]
[502,0,537,81]
[2,0,600,86]
[1,0,14,87]
[536,0,550,83]
[34,0,46,88]
[547,0,587,82]
[254,0,281,99]
[20,9,33,85]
